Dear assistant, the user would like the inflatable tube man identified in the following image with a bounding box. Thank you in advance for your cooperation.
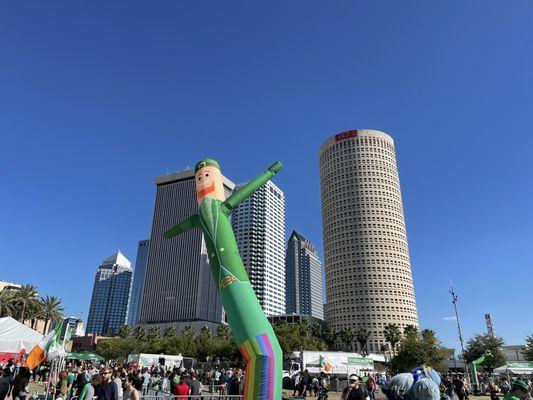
[164,159,283,400]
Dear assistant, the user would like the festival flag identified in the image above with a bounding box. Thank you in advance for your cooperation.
[25,320,63,369]
[319,355,332,373]
[47,323,71,362]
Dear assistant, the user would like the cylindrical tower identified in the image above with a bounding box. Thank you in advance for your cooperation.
[319,129,418,353]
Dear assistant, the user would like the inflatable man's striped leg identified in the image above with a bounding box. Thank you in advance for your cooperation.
[239,333,282,400]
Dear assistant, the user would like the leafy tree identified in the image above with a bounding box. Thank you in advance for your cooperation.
[195,326,213,360]
[273,321,327,353]
[524,335,533,361]
[384,324,402,356]
[133,326,146,341]
[463,333,506,371]
[14,284,39,322]
[96,338,141,361]
[41,296,64,334]
[0,290,14,317]
[391,328,448,372]
[298,320,312,339]
[164,326,178,337]
[339,327,355,352]
[147,326,160,340]
[356,327,370,355]
[119,325,133,339]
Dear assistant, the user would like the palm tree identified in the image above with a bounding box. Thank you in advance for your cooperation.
[356,327,370,356]
[339,327,355,352]
[15,284,39,322]
[133,326,146,341]
[321,327,337,350]
[383,323,402,356]
[119,325,132,339]
[311,323,323,339]
[182,325,195,339]
[164,326,177,337]
[298,320,312,339]
[215,324,231,340]
[403,325,418,339]
[147,326,160,340]
[0,289,15,317]
[26,301,43,330]
[41,296,64,334]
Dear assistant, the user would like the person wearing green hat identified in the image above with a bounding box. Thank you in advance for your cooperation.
[164,159,283,400]
[503,380,530,400]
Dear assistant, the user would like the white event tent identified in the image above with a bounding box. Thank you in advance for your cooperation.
[0,316,43,354]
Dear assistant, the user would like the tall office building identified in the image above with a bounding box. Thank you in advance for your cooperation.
[232,180,286,316]
[138,169,234,332]
[127,240,150,325]
[319,129,418,353]
[86,251,132,336]
[285,231,324,320]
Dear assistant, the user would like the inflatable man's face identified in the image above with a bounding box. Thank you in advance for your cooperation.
[195,161,225,205]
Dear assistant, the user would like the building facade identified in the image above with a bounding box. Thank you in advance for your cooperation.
[86,252,132,336]
[285,231,324,320]
[232,180,286,316]
[127,240,150,325]
[319,129,418,352]
[138,169,234,329]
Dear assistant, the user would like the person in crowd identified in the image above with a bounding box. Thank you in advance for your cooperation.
[488,379,500,400]
[113,370,124,400]
[78,373,96,400]
[367,373,377,400]
[189,372,202,396]
[342,374,368,400]
[293,371,302,397]
[92,374,103,398]
[503,380,530,400]
[174,375,190,397]
[0,368,12,400]
[122,374,140,400]
[501,378,511,395]
[141,368,150,396]
[453,373,467,400]
[227,369,243,396]
[98,369,118,400]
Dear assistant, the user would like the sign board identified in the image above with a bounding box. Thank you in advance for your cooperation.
[335,130,358,141]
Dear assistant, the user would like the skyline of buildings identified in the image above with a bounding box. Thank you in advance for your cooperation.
[285,230,324,320]
[81,129,423,350]
[232,180,286,316]
[137,169,234,333]
[127,239,150,326]
[86,251,132,336]
[319,129,419,353]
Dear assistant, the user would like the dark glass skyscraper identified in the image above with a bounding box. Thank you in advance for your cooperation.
[285,231,324,320]
[138,169,234,329]
[127,240,150,325]
[86,251,132,336]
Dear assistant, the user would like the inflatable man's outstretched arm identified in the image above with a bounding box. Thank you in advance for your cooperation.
[223,161,283,214]
[164,214,201,238]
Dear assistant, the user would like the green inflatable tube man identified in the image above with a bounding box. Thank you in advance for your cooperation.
[164,159,283,400]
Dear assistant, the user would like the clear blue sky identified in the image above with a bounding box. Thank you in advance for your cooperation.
[1,1,532,350]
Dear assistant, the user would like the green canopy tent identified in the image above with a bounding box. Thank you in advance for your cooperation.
[65,352,105,361]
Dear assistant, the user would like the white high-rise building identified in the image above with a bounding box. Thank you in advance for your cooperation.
[232,180,286,316]
[319,129,419,353]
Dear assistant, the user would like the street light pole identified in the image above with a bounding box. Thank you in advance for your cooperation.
[450,281,471,387]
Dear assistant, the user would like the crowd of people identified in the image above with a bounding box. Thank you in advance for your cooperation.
[0,359,248,400]
[1,357,532,400]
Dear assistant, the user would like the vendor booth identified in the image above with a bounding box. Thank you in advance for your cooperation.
[0,316,43,363]
[494,361,533,377]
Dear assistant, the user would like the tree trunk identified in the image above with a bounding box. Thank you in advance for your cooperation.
[43,319,49,334]
[20,302,26,323]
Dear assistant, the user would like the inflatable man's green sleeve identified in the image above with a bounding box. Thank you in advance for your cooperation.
[164,160,283,400]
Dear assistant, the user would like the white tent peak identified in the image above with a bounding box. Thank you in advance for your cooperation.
[0,316,43,353]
